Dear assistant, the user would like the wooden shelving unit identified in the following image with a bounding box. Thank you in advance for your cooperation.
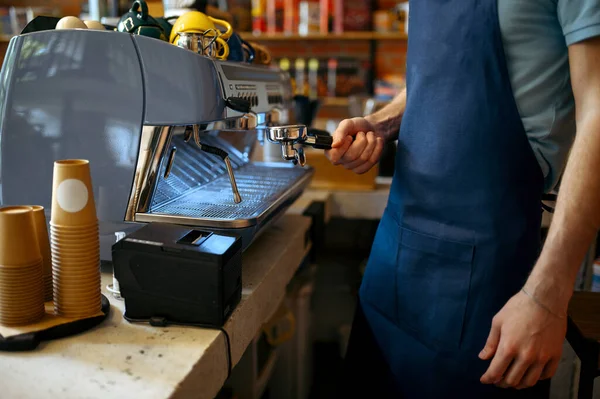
[322,97,349,107]
[239,31,407,41]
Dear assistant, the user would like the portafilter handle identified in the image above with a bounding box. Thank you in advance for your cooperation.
[305,128,334,150]
[263,124,333,166]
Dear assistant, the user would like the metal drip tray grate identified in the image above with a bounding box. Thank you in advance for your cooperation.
[142,163,312,228]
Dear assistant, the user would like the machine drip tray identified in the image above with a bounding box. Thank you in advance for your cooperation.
[136,163,313,229]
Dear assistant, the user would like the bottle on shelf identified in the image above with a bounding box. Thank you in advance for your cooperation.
[327,58,337,98]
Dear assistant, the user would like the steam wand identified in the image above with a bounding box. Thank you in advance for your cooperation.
[191,125,242,204]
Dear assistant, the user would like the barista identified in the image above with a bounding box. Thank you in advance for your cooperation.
[327,1,600,398]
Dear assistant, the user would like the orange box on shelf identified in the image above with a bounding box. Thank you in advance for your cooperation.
[305,148,378,191]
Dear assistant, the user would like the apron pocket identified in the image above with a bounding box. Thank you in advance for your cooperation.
[396,226,474,351]
[359,211,400,323]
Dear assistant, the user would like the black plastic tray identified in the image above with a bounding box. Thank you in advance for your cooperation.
[0,295,111,352]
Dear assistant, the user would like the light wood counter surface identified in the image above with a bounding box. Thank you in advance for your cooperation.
[0,214,312,399]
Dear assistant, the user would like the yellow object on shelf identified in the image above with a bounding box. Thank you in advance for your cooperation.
[169,10,233,43]
[306,148,378,191]
[262,303,295,346]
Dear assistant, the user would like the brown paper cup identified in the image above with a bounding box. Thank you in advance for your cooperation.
[52,271,100,282]
[54,299,101,310]
[0,309,45,326]
[50,224,99,236]
[50,237,99,247]
[0,264,43,287]
[54,293,101,314]
[50,221,98,229]
[54,294,101,305]
[50,237,100,249]
[0,314,45,326]
[52,270,99,279]
[0,293,44,308]
[52,269,100,281]
[30,205,53,302]
[53,309,100,318]
[54,301,102,312]
[53,281,101,293]
[53,259,99,268]
[54,293,101,304]
[0,267,45,326]
[50,233,99,242]
[50,160,98,227]
[51,254,99,263]
[54,294,101,304]
[0,254,44,326]
[0,283,43,293]
[0,291,44,303]
[0,278,44,290]
[52,260,99,269]
[52,265,100,275]
[53,275,100,284]
[0,206,42,266]
[52,251,100,265]
[52,247,100,260]
[0,260,44,273]
[52,260,99,268]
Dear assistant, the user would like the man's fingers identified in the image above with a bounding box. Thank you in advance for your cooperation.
[340,132,367,164]
[352,135,384,174]
[481,341,515,384]
[540,357,560,380]
[331,119,352,146]
[479,317,501,360]
[331,118,373,147]
[517,362,546,390]
[370,137,385,164]
[325,136,353,164]
[501,354,533,388]
[345,132,377,170]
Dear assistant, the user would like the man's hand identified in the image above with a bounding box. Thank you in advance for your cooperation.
[325,117,385,175]
[479,290,566,389]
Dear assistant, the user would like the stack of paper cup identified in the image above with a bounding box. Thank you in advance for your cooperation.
[30,206,53,302]
[0,206,45,326]
[50,160,101,318]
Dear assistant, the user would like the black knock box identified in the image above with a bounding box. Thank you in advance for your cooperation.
[111,222,242,328]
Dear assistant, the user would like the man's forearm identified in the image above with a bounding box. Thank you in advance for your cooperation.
[525,114,600,314]
[365,88,406,142]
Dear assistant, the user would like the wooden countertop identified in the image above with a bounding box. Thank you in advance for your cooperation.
[0,214,312,399]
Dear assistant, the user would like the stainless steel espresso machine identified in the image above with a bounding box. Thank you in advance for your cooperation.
[0,28,331,261]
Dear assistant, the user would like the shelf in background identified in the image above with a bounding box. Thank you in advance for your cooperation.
[0,35,14,43]
[239,31,407,41]
[322,97,349,107]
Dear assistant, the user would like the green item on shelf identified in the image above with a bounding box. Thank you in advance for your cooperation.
[154,16,178,40]
[117,0,166,41]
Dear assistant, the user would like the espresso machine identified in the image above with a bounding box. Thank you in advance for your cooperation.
[0,28,332,261]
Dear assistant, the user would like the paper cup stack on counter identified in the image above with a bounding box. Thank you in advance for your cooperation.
[50,160,101,318]
[0,206,45,326]
[31,205,53,302]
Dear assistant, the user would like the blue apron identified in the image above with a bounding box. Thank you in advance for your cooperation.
[357,0,547,397]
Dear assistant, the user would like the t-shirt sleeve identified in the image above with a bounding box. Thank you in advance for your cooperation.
[558,0,600,45]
